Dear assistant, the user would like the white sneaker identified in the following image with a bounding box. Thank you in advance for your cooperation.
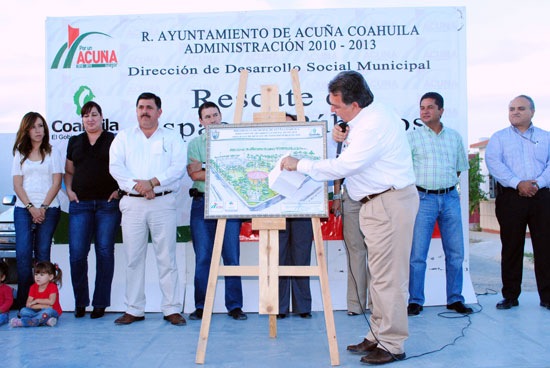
[46,317,57,327]
[10,318,23,327]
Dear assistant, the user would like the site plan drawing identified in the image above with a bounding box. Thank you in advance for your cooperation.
[205,122,328,218]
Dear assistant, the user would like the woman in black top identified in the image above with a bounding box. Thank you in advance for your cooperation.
[65,101,121,319]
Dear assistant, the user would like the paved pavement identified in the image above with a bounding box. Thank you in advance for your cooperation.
[468,230,537,295]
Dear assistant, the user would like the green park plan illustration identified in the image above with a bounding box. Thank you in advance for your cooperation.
[210,148,318,209]
[206,122,328,218]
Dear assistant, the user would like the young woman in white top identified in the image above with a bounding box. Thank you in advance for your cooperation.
[11,112,63,309]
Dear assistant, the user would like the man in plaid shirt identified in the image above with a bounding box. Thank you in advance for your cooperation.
[406,92,472,316]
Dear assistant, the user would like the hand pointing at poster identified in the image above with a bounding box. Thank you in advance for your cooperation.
[280,156,299,171]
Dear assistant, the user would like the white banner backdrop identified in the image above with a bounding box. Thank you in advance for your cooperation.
[46,7,474,311]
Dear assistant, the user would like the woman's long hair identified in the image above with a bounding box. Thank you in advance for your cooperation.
[12,112,52,164]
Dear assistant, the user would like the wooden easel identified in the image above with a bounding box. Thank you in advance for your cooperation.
[195,69,339,366]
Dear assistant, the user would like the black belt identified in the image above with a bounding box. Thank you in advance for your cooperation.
[189,188,204,199]
[120,190,172,197]
[360,188,392,204]
[416,186,455,195]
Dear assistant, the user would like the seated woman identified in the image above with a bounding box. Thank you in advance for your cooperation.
[12,112,63,309]
[65,101,121,319]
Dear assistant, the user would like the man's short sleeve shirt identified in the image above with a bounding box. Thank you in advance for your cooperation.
[187,133,206,193]
[408,124,469,190]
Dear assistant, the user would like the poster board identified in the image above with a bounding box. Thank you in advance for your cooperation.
[205,121,328,218]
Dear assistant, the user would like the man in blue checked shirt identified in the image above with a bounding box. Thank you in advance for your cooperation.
[407,92,473,316]
[486,95,550,311]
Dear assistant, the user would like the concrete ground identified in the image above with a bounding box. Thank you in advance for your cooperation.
[468,230,537,295]
[2,231,548,367]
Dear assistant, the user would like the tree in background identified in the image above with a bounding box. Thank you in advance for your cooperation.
[469,154,487,215]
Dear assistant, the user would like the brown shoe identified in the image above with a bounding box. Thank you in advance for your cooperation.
[347,338,377,353]
[114,313,145,325]
[360,347,405,364]
[163,313,186,326]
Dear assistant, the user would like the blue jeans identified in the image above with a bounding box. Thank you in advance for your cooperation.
[19,307,59,327]
[190,197,243,311]
[14,206,60,309]
[409,189,465,305]
[0,312,8,325]
[279,218,313,314]
[69,199,121,308]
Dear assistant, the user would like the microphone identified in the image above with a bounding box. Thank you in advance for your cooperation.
[336,122,348,157]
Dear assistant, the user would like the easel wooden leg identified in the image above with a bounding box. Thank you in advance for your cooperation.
[312,218,340,366]
[259,227,280,338]
[196,219,226,364]
[269,314,277,338]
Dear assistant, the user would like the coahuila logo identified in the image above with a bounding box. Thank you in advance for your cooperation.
[50,86,118,139]
[74,86,95,115]
[51,25,118,69]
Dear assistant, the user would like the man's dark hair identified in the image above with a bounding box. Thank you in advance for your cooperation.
[285,113,297,121]
[420,92,444,109]
[81,101,103,117]
[515,95,535,110]
[136,92,161,109]
[328,71,374,108]
[198,101,220,119]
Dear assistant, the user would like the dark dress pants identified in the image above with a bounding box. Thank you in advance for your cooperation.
[278,218,313,314]
[495,187,550,302]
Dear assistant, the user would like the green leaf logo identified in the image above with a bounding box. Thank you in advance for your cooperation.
[73,86,95,115]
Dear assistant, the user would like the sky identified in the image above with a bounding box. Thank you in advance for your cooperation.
[1,0,549,146]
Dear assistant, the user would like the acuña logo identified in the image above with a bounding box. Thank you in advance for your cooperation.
[51,25,118,69]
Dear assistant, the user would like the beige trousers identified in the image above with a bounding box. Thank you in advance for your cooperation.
[342,189,370,314]
[119,194,182,317]
[361,184,419,354]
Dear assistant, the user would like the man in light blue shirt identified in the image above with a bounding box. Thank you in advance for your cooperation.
[485,95,550,311]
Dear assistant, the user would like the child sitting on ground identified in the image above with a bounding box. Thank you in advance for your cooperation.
[11,261,62,327]
[0,261,14,325]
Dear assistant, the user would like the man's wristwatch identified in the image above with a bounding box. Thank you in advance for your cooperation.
[40,204,49,210]
[25,202,34,210]
[333,194,342,200]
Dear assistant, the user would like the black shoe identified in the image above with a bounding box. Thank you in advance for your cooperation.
[407,303,423,316]
[189,309,203,320]
[496,298,519,310]
[228,308,247,320]
[277,313,287,319]
[299,312,312,319]
[540,301,550,310]
[75,307,86,318]
[447,301,473,314]
[90,307,105,319]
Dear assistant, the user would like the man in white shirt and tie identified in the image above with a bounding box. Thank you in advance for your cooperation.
[281,71,419,365]
[109,92,187,326]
